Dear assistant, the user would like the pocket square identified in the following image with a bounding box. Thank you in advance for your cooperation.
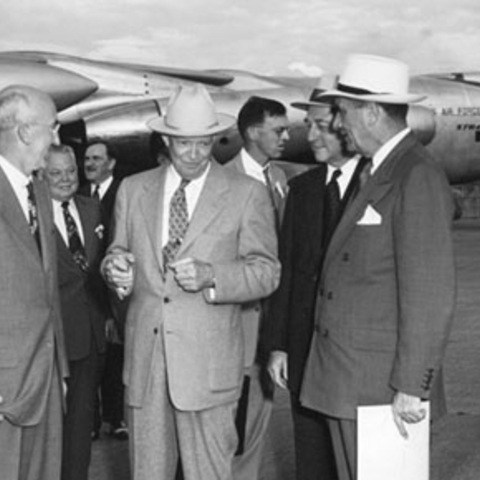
[357,204,382,225]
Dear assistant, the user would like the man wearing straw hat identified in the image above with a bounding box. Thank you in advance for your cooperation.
[300,54,456,480]
[101,83,280,480]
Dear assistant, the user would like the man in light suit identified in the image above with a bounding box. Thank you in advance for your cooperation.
[0,85,68,480]
[101,84,280,480]
[267,88,369,480]
[225,95,289,480]
[300,54,456,480]
[45,144,110,480]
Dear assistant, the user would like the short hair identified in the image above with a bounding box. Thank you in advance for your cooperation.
[46,143,77,162]
[0,86,34,130]
[237,96,287,141]
[85,141,118,161]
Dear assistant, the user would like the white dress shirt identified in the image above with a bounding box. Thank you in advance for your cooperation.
[161,163,210,248]
[371,128,410,174]
[326,155,360,198]
[91,175,114,200]
[52,198,85,246]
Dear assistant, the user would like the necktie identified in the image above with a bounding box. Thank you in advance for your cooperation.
[26,181,41,254]
[62,201,89,272]
[163,178,190,266]
[323,169,342,247]
[263,164,280,232]
[92,184,100,201]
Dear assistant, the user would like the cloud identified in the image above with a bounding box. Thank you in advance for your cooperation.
[288,62,324,77]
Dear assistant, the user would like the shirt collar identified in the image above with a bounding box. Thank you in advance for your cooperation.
[240,148,266,184]
[371,128,410,174]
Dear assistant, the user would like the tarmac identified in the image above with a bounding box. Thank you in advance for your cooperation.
[89,218,480,480]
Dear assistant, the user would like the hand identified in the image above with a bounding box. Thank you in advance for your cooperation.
[392,392,426,439]
[169,257,215,292]
[267,350,288,389]
[103,252,135,299]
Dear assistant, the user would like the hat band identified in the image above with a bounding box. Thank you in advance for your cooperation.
[337,82,379,95]
[165,118,220,132]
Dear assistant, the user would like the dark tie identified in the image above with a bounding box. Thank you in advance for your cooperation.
[61,201,89,272]
[26,181,41,254]
[323,169,342,247]
[92,184,100,201]
[163,178,190,266]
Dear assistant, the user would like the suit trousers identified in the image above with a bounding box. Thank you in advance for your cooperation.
[0,364,62,480]
[327,417,356,480]
[62,340,103,480]
[128,329,238,480]
[232,363,273,480]
[291,395,338,480]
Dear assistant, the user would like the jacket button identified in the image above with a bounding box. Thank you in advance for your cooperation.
[342,252,350,262]
[319,288,324,297]
[164,297,170,303]
[322,328,329,338]
[327,292,333,300]
[153,328,158,335]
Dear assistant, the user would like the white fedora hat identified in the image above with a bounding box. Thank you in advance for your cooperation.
[148,83,236,136]
[317,54,426,104]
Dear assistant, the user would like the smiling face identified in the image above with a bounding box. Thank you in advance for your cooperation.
[167,135,215,180]
[45,148,79,202]
[84,143,115,184]
[306,106,350,167]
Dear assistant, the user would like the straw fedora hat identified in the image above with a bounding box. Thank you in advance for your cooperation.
[317,54,426,104]
[148,83,236,136]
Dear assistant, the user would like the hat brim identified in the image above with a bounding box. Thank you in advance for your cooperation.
[291,100,332,111]
[316,89,426,104]
[147,112,236,136]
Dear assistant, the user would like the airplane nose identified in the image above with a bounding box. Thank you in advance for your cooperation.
[0,59,98,111]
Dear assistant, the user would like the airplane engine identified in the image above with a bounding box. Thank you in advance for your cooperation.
[407,105,436,145]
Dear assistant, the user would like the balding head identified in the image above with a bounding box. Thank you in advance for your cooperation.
[0,85,59,176]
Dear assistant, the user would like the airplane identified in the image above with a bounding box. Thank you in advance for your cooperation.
[0,50,480,185]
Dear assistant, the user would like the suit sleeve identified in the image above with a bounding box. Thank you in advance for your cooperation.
[265,183,296,352]
[205,181,281,304]
[390,160,456,398]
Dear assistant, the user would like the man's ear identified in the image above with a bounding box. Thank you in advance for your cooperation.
[17,123,32,145]
[364,102,381,127]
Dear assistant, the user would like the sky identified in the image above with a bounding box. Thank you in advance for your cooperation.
[1,0,480,78]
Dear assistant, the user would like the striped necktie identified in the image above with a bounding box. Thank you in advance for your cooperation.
[26,181,42,254]
[62,201,89,272]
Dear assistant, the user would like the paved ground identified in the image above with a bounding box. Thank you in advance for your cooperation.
[90,219,480,480]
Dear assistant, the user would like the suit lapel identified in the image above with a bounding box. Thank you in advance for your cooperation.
[322,136,415,274]
[303,165,327,253]
[75,195,97,263]
[178,161,228,256]
[139,166,167,274]
[0,169,44,264]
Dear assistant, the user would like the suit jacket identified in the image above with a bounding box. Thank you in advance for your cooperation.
[104,160,280,411]
[0,169,68,426]
[267,159,367,396]
[55,194,109,361]
[225,152,288,367]
[79,178,121,241]
[301,133,456,420]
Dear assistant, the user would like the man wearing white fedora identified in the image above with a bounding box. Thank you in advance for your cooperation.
[300,54,456,480]
[101,83,280,480]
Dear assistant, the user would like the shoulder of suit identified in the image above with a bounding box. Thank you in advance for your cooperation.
[289,165,325,189]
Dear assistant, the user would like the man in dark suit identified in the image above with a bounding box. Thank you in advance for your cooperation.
[0,85,68,480]
[101,84,280,480]
[300,54,456,480]
[45,144,110,480]
[79,142,127,440]
[226,96,289,480]
[267,87,367,480]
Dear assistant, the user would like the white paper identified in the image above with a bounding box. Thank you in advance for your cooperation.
[357,402,430,480]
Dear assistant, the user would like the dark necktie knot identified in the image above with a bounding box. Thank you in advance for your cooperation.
[93,184,100,200]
